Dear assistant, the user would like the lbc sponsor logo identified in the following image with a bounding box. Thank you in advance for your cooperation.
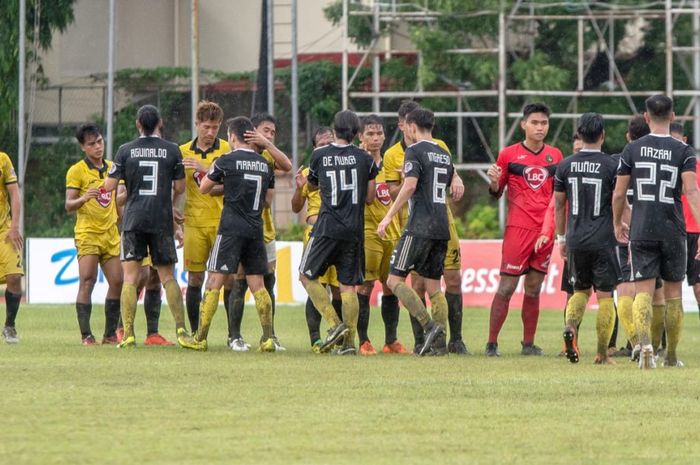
[523,166,549,190]
[97,188,112,208]
[376,182,391,206]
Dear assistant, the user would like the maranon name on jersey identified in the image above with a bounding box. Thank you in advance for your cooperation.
[130,147,168,158]
[236,159,270,173]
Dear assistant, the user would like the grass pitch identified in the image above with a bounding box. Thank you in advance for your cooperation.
[3,304,700,465]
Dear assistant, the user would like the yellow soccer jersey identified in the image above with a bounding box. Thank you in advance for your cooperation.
[180,137,231,228]
[261,149,277,243]
[0,153,18,231]
[65,158,119,234]
[365,164,401,241]
[301,167,321,221]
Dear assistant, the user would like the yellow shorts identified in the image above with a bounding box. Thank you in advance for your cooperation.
[184,225,218,272]
[303,225,339,287]
[0,230,23,283]
[141,255,153,268]
[75,227,120,266]
[364,232,396,282]
[444,220,461,270]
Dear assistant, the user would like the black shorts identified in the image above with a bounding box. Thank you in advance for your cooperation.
[629,239,687,283]
[300,236,364,286]
[560,260,574,294]
[207,234,267,276]
[617,244,663,289]
[120,231,177,266]
[687,233,700,285]
[567,247,621,292]
[389,234,447,280]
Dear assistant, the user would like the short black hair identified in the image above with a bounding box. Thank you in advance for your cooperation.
[670,121,684,135]
[312,126,333,148]
[572,132,581,142]
[75,123,102,144]
[397,100,420,119]
[405,108,434,131]
[522,102,551,119]
[627,114,650,141]
[576,112,604,144]
[645,94,673,121]
[251,112,278,129]
[226,116,255,142]
[136,105,161,136]
[333,110,360,142]
[360,114,384,133]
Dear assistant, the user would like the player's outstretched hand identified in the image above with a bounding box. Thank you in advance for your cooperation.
[451,175,465,201]
[295,166,307,189]
[6,227,23,253]
[486,164,501,189]
[614,222,629,244]
[534,234,548,253]
[377,218,389,239]
[244,129,270,149]
[183,158,206,173]
[84,187,100,202]
[174,225,184,249]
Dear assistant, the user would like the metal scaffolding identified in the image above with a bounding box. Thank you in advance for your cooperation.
[340,0,700,230]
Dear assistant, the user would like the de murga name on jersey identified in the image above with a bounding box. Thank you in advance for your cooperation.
[322,154,356,166]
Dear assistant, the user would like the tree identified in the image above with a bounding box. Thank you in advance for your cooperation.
[0,0,76,155]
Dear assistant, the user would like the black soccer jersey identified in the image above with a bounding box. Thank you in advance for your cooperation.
[403,140,454,240]
[109,136,185,233]
[554,150,617,251]
[206,149,274,239]
[307,143,378,241]
[618,134,697,241]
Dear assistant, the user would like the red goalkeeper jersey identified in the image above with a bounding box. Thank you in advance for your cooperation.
[492,142,563,231]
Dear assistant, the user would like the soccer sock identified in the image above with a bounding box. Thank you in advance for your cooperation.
[76,302,93,338]
[120,283,138,339]
[144,289,162,336]
[446,292,463,343]
[429,291,448,329]
[632,292,653,346]
[341,291,359,347]
[608,303,619,348]
[488,294,510,344]
[564,291,588,329]
[264,272,276,332]
[665,298,683,362]
[229,278,247,340]
[617,295,636,345]
[4,290,21,328]
[223,288,232,321]
[253,288,273,340]
[163,279,186,331]
[197,289,220,341]
[305,279,340,326]
[393,282,431,327]
[381,294,400,345]
[521,294,540,345]
[410,315,425,346]
[651,303,666,351]
[103,298,121,338]
[332,298,343,321]
[185,285,202,333]
[305,298,322,344]
[596,297,616,357]
[357,293,370,343]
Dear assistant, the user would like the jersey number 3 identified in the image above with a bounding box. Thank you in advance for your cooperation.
[139,161,158,196]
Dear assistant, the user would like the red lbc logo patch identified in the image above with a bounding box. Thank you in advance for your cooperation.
[97,188,112,208]
[193,171,204,186]
[376,182,391,206]
[523,166,549,190]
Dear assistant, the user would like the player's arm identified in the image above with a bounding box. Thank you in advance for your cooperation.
[65,187,99,213]
[487,153,507,198]
[554,191,567,257]
[245,129,292,172]
[5,183,23,252]
[534,196,556,253]
[103,175,119,192]
[366,179,376,204]
[291,166,307,213]
[612,174,631,244]
[450,170,465,201]
[377,176,417,238]
[264,187,274,209]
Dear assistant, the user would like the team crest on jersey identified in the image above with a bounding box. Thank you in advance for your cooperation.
[376,182,391,206]
[546,154,553,163]
[404,161,413,173]
[523,166,549,190]
[108,163,117,175]
[96,187,112,207]
[193,170,204,186]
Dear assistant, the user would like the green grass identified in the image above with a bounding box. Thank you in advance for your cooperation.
[3,304,700,465]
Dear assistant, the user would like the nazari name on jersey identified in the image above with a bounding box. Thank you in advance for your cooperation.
[640,146,672,161]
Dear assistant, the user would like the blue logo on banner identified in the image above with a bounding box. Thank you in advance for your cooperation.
[51,249,79,285]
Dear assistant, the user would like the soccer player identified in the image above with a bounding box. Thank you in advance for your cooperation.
[382,100,467,354]
[103,104,195,349]
[291,127,344,352]
[228,113,292,352]
[613,94,700,368]
[65,123,122,345]
[299,110,378,355]
[190,116,276,351]
[357,115,407,355]
[554,113,621,364]
[0,150,23,344]
[377,107,461,356]
[180,101,231,335]
[485,102,563,356]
